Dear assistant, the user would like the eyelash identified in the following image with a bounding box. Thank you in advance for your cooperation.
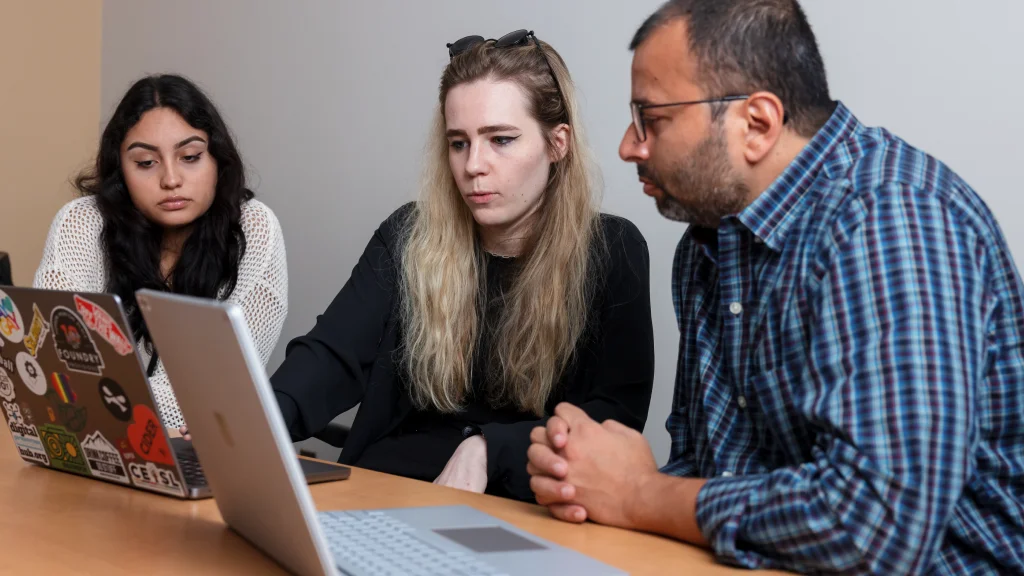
[134,152,203,169]
[448,136,519,150]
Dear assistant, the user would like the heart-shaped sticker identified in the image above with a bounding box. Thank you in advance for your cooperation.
[126,404,173,466]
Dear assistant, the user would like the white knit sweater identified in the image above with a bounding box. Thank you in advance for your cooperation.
[33,196,289,428]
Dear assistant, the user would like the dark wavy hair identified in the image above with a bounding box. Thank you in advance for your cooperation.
[75,74,253,344]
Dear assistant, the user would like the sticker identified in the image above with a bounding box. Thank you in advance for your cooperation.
[127,404,173,465]
[15,352,46,395]
[0,367,14,401]
[4,401,49,466]
[128,461,184,497]
[38,424,90,475]
[0,289,25,344]
[45,390,88,432]
[50,306,104,375]
[51,372,76,403]
[22,304,50,358]
[99,378,132,422]
[74,295,133,356]
[19,401,33,423]
[82,431,130,484]
[0,354,13,373]
[116,437,137,463]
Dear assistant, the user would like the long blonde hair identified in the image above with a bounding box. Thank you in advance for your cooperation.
[400,37,603,417]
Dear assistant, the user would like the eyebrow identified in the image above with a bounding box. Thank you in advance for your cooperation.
[125,135,207,152]
[445,124,520,138]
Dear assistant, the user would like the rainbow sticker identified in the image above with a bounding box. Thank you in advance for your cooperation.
[51,373,76,404]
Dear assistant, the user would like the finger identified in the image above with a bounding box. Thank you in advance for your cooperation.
[526,444,568,478]
[530,426,553,447]
[601,418,634,435]
[530,475,576,505]
[554,402,591,428]
[548,503,587,523]
[546,416,569,449]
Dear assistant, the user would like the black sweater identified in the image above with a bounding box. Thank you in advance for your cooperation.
[271,204,655,501]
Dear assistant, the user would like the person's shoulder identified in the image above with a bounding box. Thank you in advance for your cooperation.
[376,201,417,244]
[597,212,648,254]
[240,198,280,230]
[50,196,103,238]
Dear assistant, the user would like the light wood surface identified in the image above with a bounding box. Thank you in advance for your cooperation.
[0,431,788,575]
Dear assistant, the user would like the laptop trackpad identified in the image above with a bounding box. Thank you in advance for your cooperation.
[433,527,546,553]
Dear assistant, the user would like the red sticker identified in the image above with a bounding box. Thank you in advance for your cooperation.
[127,405,173,465]
[74,295,133,356]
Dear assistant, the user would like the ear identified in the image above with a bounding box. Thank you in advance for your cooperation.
[548,123,571,162]
[740,92,786,164]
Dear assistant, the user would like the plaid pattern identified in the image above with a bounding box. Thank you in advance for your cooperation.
[664,102,1024,574]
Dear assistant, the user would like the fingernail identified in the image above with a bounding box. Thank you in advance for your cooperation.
[561,486,572,498]
[554,463,566,476]
[555,434,565,444]
[574,509,585,521]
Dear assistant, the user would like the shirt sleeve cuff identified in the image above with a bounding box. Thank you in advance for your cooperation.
[696,474,768,568]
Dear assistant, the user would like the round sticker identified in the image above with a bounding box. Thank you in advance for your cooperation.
[0,367,15,402]
[0,289,25,344]
[16,352,47,396]
[98,378,132,422]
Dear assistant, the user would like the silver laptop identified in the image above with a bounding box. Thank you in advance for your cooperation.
[137,289,625,576]
[0,286,348,500]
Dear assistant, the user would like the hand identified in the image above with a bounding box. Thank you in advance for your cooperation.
[528,403,658,528]
[178,425,191,441]
[433,435,488,494]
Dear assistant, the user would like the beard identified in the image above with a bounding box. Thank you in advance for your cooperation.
[638,125,750,228]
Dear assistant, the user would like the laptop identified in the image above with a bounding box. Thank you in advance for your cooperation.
[0,286,349,499]
[137,289,626,576]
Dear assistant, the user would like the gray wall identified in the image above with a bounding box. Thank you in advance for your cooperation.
[102,0,1024,464]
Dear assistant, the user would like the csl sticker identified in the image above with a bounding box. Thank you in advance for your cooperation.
[22,304,50,358]
[38,424,90,475]
[127,404,173,465]
[128,461,184,497]
[4,401,48,466]
[74,295,133,356]
[50,306,104,375]
[15,352,46,395]
[81,431,130,484]
[0,366,15,402]
[98,377,132,422]
[0,289,25,344]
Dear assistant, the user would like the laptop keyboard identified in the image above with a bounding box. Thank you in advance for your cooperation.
[172,443,208,487]
[319,510,505,576]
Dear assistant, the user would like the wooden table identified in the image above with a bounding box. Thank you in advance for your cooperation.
[0,431,787,575]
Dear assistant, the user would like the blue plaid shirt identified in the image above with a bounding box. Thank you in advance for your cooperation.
[664,102,1024,574]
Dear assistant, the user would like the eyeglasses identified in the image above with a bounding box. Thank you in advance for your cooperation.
[447,29,566,116]
[630,95,750,142]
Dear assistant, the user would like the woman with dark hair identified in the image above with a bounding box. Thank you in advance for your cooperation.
[34,74,288,428]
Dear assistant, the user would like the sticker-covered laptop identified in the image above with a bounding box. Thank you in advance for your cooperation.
[0,286,348,499]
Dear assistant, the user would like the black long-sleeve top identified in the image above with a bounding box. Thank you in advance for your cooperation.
[271,204,655,501]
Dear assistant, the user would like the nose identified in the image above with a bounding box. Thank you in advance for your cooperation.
[465,140,488,177]
[618,123,649,164]
[160,162,182,190]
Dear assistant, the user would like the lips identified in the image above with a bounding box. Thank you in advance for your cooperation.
[466,191,498,205]
[158,197,191,211]
[639,178,660,198]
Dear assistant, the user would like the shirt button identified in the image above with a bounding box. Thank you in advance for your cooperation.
[462,425,475,438]
[753,236,764,244]
[721,471,733,477]
[737,396,747,409]
[729,302,743,315]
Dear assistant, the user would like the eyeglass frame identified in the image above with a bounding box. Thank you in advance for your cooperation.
[446,29,567,120]
[630,95,750,142]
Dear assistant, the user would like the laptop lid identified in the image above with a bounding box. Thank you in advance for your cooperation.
[136,289,337,576]
[0,286,189,498]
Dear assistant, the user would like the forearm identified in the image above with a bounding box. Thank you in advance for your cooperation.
[629,472,708,547]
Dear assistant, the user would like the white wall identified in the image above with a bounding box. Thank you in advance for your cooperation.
[101,0,1024,464]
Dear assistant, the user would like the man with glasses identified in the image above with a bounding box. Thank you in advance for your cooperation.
[527,0,1024,574]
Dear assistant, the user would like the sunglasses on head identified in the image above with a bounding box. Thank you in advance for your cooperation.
[446,29,566,114]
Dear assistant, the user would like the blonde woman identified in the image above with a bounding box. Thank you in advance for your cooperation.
[271,30,653,500]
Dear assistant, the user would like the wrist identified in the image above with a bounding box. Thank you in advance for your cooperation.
[624,469,662,531]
